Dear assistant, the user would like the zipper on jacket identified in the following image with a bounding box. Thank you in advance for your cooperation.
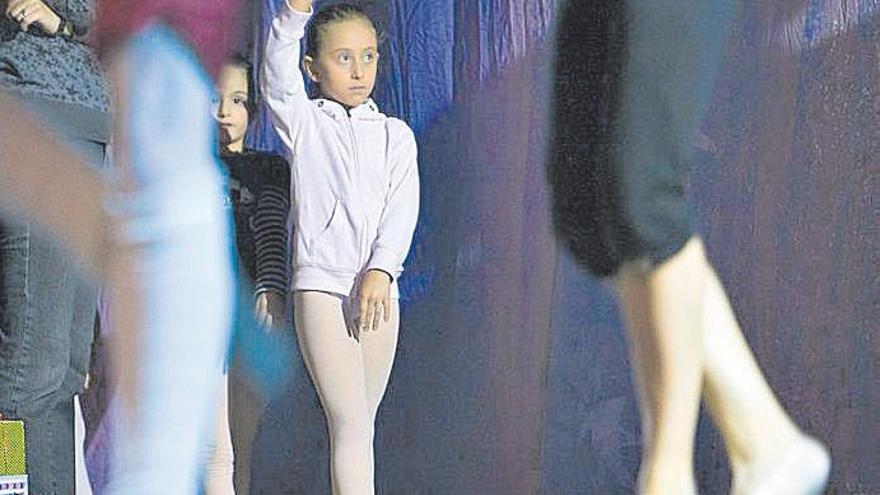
[346,114,369,267]
[346,115,360,176]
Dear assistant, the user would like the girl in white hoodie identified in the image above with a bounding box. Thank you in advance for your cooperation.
[262,1,419,493]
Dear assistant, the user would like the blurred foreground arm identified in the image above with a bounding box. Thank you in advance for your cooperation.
[0,91,113,277]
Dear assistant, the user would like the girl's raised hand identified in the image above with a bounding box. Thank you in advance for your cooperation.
[289,0,312,14]
[358,269,391,334]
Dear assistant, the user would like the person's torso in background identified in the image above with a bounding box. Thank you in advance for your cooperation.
[221,150,291,291]
[0,0,108,112]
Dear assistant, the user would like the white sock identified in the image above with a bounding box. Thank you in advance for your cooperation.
[733,434,831,495]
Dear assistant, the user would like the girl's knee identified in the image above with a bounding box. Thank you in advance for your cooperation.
[327,410,375,444]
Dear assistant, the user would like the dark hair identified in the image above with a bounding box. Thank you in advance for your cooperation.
[305,3,378,58]
[227,53,258,117]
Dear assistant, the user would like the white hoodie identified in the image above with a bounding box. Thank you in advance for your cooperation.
[262,4,420,299]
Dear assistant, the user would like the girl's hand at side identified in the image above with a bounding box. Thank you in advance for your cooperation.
[256,291,286,329]
[358,269,391,333]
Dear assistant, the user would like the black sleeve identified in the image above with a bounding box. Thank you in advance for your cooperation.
[253,156,291,296]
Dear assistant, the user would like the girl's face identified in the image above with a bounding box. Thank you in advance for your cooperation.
[305,18,379,108]
[214,65,250,152]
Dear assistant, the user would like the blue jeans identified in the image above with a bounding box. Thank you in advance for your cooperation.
[101,24,235,494]
[0,110,106,494]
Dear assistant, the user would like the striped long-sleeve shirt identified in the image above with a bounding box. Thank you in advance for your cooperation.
[222,150,291,296]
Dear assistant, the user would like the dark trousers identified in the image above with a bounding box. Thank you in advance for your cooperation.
[549,0,737,277]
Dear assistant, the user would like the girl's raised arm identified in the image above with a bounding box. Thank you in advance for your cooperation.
[261,0,314,152]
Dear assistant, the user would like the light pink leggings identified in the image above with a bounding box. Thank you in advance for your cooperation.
[294,290,400,495]
[203,374,234,494]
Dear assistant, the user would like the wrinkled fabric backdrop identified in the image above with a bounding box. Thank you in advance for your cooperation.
[85,0,878,493]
